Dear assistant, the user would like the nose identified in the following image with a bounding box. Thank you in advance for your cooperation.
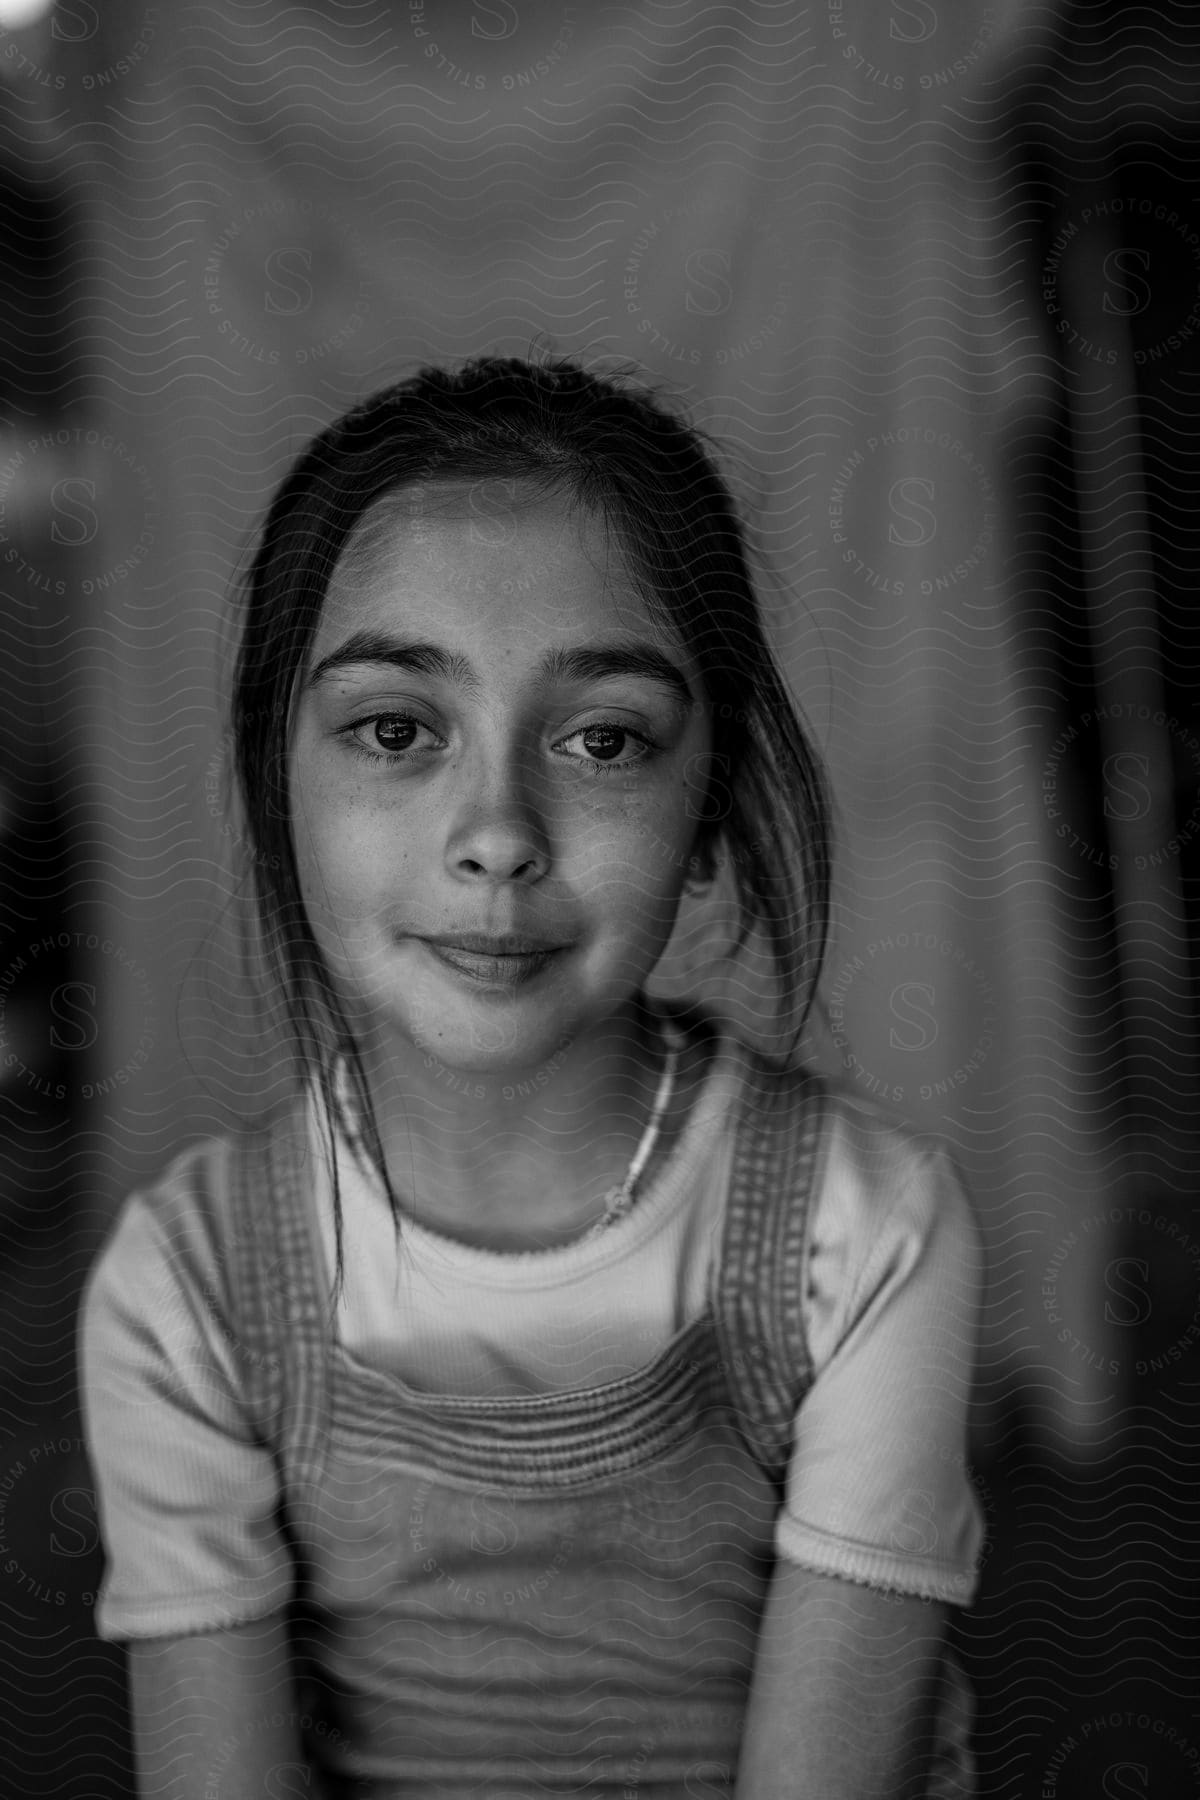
[444,743,551,886]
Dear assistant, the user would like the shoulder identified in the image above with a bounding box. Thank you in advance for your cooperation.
[813,1075,973,1225]
[804,1075,985,1352]
[739,1035,978,1232]
[79,1135,237,1355]
[78,1103,326,1428]
[79,1107,302,1355]
[84,1133,234,1278]
[95,1093,315,1259]
[723,1035,983,1325]
[725,1029,970,1220]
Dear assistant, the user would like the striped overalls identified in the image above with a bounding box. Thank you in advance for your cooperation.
[225,1041,976,1796]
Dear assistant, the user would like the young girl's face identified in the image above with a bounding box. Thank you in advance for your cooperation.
[287,483,715,1072]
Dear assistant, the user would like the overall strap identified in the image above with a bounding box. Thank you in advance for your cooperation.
[226,1097,332,1536]
[709,1050,832,1502]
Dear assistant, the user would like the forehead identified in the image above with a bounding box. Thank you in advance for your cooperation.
[315,482,669,654]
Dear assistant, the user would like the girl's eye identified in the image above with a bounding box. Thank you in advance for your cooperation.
[339,713,443,765]
[335,714,658,773]
[556,722,657,774]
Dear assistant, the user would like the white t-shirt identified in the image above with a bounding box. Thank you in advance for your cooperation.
[79,1027,987,1642]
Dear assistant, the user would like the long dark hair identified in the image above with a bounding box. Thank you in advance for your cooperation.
[227,352,834,1316]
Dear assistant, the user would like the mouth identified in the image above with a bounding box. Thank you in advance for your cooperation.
[421,933,571,956]
[415,936,570,989]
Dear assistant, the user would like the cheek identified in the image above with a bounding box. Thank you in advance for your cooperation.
[289,767,416,921]
[574,812,691,906]
[570,769,699,862]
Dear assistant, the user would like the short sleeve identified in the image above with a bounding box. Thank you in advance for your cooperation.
[77,1139,295,1641]
[775,1110,987,1606]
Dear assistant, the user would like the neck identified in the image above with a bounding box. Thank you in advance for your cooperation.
[341,995,704,1249]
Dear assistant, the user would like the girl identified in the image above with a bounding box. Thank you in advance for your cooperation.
[80,354,987,1799]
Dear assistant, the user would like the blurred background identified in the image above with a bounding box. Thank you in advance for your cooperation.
[1,0,1197,1793]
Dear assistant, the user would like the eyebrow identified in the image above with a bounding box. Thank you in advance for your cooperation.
[303,630,696,706]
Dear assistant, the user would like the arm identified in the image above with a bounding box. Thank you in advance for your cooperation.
[79,1168,305,1791]
[736,1564,948,1800]
[128,1611,320,1800]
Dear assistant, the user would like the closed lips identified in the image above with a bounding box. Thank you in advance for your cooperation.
[420,936,568,955]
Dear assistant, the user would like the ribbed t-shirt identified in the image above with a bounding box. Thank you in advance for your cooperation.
[79,1026,987,1642]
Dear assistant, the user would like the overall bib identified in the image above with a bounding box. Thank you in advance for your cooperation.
[226,1037,978,1797]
